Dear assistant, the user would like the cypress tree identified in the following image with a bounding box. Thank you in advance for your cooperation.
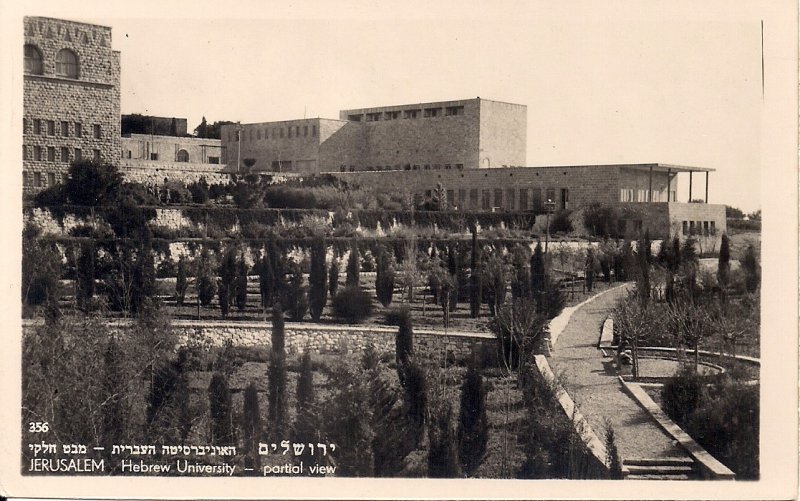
[376,247,396,307]
[76,241,95,310]
[268,305,288,438]
[428,403,460,478]
[235,252,248,311]
[258,245,275,311]
[394,307,414,380]
[457,365,488,476]
[741,244,760,293]
[103,335,124,448]
[530,241,545,311]
[208,372,234,445]
[175,255,188,306]
[637,232,651,307]
[718,232,730,288]
[217,248,236,318]
[241,382,261,470]
[447,246,458,311]
[403,361,427,447]
[292,351,318,469]
[286,263,308,322]
[308,237,327,321]
[511,244,530,299]
[196,247,216,307]
[469,229,482,318]
[346,241,360,287]
[585,247,596,292]
[131,238,156,315]
[296,351,314,412]
[328,255,340,298]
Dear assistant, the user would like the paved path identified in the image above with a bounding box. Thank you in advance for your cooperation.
[549,285,688,460]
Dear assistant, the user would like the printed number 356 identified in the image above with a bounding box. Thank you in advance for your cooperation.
[28,422,49,433]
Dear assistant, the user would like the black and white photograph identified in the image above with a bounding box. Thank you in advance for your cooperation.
[1,0,797,499]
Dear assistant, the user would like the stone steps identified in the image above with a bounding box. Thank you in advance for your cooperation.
[624,457,700,480]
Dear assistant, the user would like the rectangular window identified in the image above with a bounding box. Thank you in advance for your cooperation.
[47,146,55,162]
[303,125,308,137]
[469,189,479,209]
[682,221,689,235]
[482,190,491,210]
[280,128,284,138]
[445,106,464,116]
[423,107,441,118]
[620,188,634,202]
[47,172,56,186]
[22,145,28,160]
[519,188,529,211]
[312,125,317,136]
[446,189,455,206]
[61,121,69,136]
[60,147,69,162]
[150,152,158,161]
[545,188,555,204]
[455,163,464,170]
[710,221,716,234]
[33,119,42,135]
[366,113,382,122]
[384,111,400,120]
[74,148,82,161]
[494,189,503,209]
[75,122,82,138]
[532,188,542,210]
[288,127,293,138]
[34,172,42,187]
[257,129,261,140]
[208,156,220,164]
[93,124,101,139]
[47,120,55,136]
[703,221,710,236]
[689,221,696,234]
[403,109,420,119]
[506,188,516,210]
[347,114,363,122]
[93,149,101,162]
[458,189,466,209]
[295,126,300,137]
[671,190,677,202]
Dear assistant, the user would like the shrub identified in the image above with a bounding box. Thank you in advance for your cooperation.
[196,249,217,308]
[582,203,619,237]
[332,286,373,324]
[741,244,760,293]
[661,368,703,426]
[267,350,288,440]
[550,209,573,234]
[235,253,248,311]
[457,365,488,476]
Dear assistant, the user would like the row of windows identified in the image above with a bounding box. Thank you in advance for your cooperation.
[24,44,79,79]
[230,124,318,143]
[682,220,717,236]
[24,118,100,139]
[23,144,100,163]
[339,163,465,172]
[24,171,68,188]
[347,106,464,122]
[620,188,677,202]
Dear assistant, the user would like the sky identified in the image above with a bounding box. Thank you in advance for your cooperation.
[17,1,781,213]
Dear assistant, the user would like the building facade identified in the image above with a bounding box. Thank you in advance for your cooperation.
[119,134,227,186]
[329,163,725,240]
[219,98,527,175]
[23,16,121,192]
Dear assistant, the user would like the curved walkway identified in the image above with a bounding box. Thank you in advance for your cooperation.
[548,284,688,460]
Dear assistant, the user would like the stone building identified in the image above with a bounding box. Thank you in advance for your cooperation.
[219,98,526,174]
[22,16,120,193]
[119,134,228,186]
[121,114,188,137]
[330,163,726,240]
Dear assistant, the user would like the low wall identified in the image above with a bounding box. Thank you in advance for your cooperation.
[175,320,495,358]
[22,319,496,359]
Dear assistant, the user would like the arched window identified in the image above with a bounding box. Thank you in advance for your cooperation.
[55,49,79,78]
[24,45,43,75]
[176,149,189,162]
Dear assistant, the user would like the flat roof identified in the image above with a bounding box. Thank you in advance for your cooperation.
[524,163,715,173]
[340,97,525,114]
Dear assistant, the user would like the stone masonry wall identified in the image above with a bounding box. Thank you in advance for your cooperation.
[479,99,527,169]
[175,321,495,358]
